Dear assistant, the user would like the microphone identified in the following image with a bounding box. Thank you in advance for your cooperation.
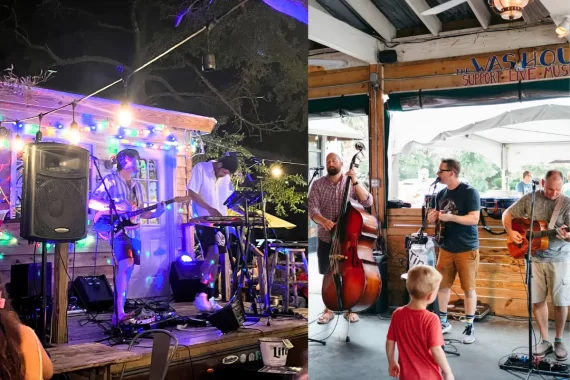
[310,166,324,170]
[532,178,540,185]
[430,177,440,187]
[355,142,365,151]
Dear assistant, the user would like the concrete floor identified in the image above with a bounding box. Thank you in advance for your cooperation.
[307,253,570,380]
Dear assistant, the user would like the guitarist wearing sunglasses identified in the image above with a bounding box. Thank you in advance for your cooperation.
[502,170,570,361]
[89,149,165,325]
[427,159,480,345]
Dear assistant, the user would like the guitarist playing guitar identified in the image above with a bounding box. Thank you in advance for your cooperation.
[89,149,166,326]
[502,170,570,361]
[427,159,480,345]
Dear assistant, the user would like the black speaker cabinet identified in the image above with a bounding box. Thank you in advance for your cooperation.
[20,142,90,242]
[72,275,114,312]
[10,263,53,299]
[169,260,204,302]
[207,296,245,334]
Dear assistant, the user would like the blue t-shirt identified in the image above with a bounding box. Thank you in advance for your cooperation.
[516,181,532,195]
[435,182,480,253]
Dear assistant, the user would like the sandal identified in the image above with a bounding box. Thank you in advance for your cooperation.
[344,312,359,323]
[317,310,334,324]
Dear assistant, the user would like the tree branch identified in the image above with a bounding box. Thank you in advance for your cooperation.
[56,6,134,34]
[187,62,288,133]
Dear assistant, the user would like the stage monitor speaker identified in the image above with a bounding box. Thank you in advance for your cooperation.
[10,263,53,299]
[169,260,203,302]
[207,296,245,334]
[20,142,90,243]
[378,50,397,64]
[72,275,114,312]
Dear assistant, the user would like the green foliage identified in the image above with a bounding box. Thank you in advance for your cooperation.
[193,130,306,217]
[398,148,501,193]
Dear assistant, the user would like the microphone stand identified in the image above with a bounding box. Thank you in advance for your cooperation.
[90,156,124,339]
[524,181,538,379]
[308,168,322,188]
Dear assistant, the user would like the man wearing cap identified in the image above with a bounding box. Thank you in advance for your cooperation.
[187,154,238,312]
[89,149,165,325]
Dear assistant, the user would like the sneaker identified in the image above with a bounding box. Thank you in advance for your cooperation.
[555,342,568,361]
[442,322,452,334]
[195,293,213,313]
[209,297,223,312]
[535,341,553,356]
[462,325,475,344]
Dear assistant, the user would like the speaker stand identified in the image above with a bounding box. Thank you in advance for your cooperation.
[38,242,51,348]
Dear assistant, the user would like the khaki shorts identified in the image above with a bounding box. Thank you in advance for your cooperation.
[531,262,570,307]
[436,248,479,291]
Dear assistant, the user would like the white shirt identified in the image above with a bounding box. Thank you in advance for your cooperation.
[187,161,234,217]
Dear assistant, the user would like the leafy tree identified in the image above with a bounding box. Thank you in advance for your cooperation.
[1,0,307,138]
[194,131,306,217]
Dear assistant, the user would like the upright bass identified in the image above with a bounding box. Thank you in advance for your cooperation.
[321,144,382,341]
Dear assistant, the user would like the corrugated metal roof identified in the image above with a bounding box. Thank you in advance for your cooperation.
[316,0,377,35]
[426,0,474,23]
[371,0,423,29]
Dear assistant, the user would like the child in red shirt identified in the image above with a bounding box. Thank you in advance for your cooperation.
[386,265,454,380]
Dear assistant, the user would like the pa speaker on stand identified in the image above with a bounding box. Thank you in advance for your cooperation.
[19,142,90,347]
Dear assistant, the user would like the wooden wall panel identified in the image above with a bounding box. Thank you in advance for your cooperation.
[386,208,565,319]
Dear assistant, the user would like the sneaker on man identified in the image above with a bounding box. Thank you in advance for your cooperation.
[535,340,553,356]
[441,321,452,334]
[195,293,213,312]
[554,342,568,361]
[462,325,475,344]
[209,297,223,311]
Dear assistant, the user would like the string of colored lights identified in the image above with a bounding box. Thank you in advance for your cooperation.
[0,0,249,151]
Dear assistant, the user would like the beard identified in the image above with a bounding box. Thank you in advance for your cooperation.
[327,167,340,176]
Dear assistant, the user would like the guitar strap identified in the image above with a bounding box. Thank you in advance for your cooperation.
[548,195,564,229]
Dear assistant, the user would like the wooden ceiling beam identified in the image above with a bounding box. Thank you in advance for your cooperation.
[344,0,397,42]
[404,0,442,36]
[467,0,491,29]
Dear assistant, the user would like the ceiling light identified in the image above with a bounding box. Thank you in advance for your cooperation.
[489,0,532,20]
[556,18,570,38]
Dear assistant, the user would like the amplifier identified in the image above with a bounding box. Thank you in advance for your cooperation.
[71,275,114,312]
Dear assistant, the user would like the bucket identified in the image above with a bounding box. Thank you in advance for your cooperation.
[259,337,290,367]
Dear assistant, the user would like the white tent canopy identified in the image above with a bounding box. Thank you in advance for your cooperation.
[391,103,570,195]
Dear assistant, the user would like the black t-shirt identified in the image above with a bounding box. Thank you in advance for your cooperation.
[435,182,480,253]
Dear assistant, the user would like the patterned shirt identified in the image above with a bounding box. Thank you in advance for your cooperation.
[90,171,144,240]
[308,174,373,243]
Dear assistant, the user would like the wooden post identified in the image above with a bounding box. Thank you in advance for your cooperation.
[51,243,69,344]
[368,64,386,225]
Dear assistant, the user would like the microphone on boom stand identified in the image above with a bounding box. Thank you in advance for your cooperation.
[309,166,324,188]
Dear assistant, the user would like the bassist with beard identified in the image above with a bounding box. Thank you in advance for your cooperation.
[308,152,373,324]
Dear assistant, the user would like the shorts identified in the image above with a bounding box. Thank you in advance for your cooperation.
[113,234,141,265]
[195,226,226,251]
[531,262,570,306]
[317,240,332,275]
[436,248,479,291]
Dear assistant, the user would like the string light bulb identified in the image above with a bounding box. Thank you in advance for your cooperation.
[118,100,132,127]
[13,134,24,152]
[270,164,283,178]
[69,120,80,144]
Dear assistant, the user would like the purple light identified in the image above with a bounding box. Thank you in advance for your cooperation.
[262,0,307,24]
[180,254,192,263]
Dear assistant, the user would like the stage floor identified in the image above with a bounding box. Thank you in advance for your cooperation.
[63,302,308,379]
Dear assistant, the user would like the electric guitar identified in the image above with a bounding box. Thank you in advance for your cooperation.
[92,196,191,240]
[507,217,569,259]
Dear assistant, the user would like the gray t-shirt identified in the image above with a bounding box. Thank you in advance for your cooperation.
[508,191,570,262]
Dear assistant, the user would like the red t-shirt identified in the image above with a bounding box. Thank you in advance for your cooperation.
[386,306,445,380]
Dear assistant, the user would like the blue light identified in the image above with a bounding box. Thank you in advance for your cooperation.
[180,254,192,263]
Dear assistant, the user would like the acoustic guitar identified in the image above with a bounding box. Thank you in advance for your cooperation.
[93,195,191,240]
[507,217,569,259]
